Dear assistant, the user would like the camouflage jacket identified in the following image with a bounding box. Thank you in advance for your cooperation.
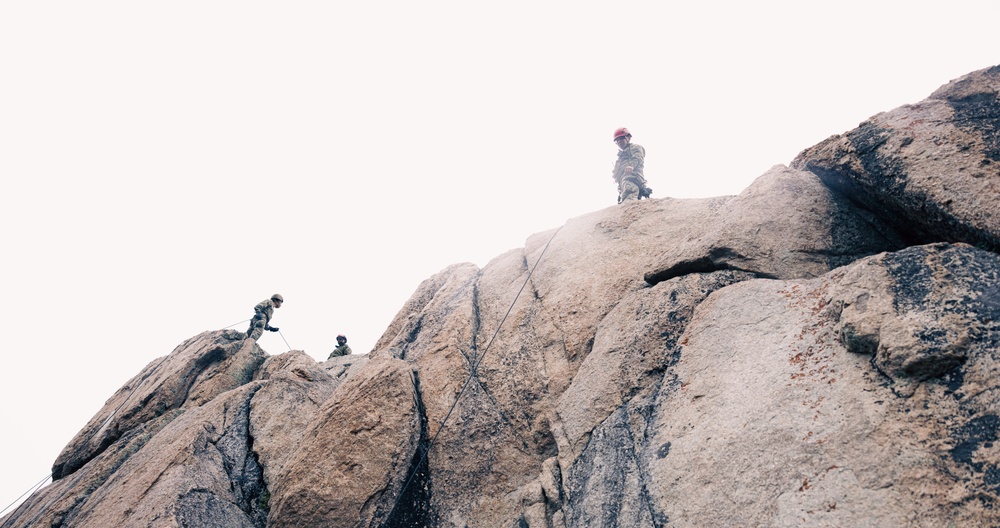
[253,299,275,324]
[328,344,352,359]
[612,142,646,188]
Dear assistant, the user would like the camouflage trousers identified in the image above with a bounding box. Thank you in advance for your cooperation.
[618,179,641,202]
[246,314,267,341]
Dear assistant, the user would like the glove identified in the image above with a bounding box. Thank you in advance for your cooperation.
[266,326,279,332]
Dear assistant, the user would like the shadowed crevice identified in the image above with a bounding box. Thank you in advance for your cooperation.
[381,371,436,528]
[644,247,778,286]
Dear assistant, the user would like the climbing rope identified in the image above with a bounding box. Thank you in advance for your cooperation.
[227,318,291,351]
[223,318,251,330]
[3,239,559,525]
[277,329,292,351]
[382,226,562,525]
[1,315,284,524]
[0,352,172,528]
[0,474,50,520]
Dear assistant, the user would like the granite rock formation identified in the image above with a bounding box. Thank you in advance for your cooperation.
[3,65,999,528]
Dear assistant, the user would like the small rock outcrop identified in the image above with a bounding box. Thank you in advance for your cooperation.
[4,65,999,528]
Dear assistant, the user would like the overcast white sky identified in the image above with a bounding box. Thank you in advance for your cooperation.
[2,0,997,515]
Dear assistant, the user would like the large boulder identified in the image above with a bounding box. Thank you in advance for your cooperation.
[631,243,1000,527]
[266,358,425,528]
[7,66,1000,528]
[3,335,337,528]
[355,187,909,525]
[555,269,756,464]
[644,165,905,284]
[792,64,1000,250]
[7,383,269,527]
[250,351,338,485]
[51,330,266,480]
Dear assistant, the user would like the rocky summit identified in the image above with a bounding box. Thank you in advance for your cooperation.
[4,65,1000,528]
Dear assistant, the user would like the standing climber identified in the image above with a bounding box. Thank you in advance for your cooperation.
[246,293,283,341]
[328,334,352,359]
[611,127,651,203]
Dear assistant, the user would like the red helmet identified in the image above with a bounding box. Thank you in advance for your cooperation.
[613,127,631,141]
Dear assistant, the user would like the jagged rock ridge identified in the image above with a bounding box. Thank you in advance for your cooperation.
[3,65,999,527]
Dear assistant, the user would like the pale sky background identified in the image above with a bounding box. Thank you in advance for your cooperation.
[1,0,997,516]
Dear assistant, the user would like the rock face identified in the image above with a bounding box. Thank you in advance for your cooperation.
[4,65,1000,528]
[642,243,1000,527]
[643,164,905,284]
[792,64,1000,251]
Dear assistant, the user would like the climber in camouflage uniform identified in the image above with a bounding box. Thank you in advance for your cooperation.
[246,293,283,341]
[611,127,651,203]
[328,334,352,359]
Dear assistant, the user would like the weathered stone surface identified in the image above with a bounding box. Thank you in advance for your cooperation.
[644,165,905,284]
[363,198,748,525]
[251,351,338,485]
[555,269,756,465]
[639,244,1000,527]
[1,408,185,527]
[266,358,424,528]
[792,64,1000,250]
[3,337,334,528]
[7,67,1000,528]
[9,385,268,527]
[372,261,532,526]
[51,330,266,480]
[321,351,370,382]
[563,398,660,528]
[828,242,998,397]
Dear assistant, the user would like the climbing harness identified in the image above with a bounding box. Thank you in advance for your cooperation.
[382,226,563,525]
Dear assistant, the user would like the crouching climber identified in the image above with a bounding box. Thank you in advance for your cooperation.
[246,293,283,341]
[328,334,352,359]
